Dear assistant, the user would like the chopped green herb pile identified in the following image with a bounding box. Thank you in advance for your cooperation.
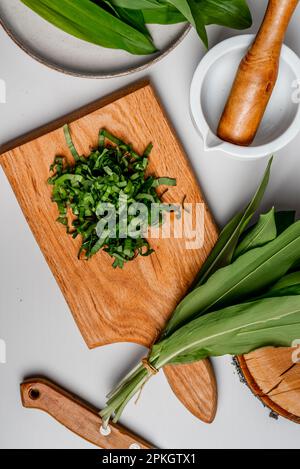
[21,0,252,54]
[48,125,176,268]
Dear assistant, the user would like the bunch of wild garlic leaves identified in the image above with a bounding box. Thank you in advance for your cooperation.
[101,159,300,425]
[21,0,252,54]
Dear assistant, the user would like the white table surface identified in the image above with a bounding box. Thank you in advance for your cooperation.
[1,0,300,449]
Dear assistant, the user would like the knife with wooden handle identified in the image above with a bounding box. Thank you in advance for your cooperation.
[217,0,299,146]
[20,378,154,449]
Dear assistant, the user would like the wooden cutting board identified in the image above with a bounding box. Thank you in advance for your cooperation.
[237,347,300,424]
[0,80,218,422]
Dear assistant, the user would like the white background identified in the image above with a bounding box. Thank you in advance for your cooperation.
[1,0,300,449]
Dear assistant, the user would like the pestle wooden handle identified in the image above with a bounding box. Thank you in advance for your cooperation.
[20,378,154,449]
[217,0,299,146]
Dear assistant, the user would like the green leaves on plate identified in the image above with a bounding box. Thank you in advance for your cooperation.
[110,0,162,8]
[233,207,277,259]
[167,1,195,24]
[163,219,300,336]
[21,0,157,55]
[21,0,252,54]
[259,272,300,299]
[100,154,300,424]
[168,0,253,48]
[188,0,252,29]
[103,288,300,423]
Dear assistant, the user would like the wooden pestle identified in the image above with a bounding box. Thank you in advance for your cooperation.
[217,0,299,147]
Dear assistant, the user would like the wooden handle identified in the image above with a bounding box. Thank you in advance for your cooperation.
[20,378,154,449]
[217,0,299,146]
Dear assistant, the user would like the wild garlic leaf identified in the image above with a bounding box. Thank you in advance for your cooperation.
[102,292,300,423]
[111,0,186,24]
[167,0,209,48]
[193,158,273,287]
[142,5,186,24]
[167,0,195,24]
[258,272,300,299]
[22,0,253,53]
[233,207,277,259]
[49,126,176,268]
[188,0,252,29]
[21,0,157,55]
[155,296,300,366]
[186,0,208,46]
[164,220,300,336]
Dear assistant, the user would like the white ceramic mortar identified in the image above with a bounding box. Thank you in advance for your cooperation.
[190,34,300,160]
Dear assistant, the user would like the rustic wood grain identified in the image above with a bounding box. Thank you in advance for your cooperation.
[21,378,154,449]
[164,360,217,423]
[238,347,300,424]
[0,81,218,423]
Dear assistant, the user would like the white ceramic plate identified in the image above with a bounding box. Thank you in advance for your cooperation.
[0,0,190,78]
[190,34,300,160]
